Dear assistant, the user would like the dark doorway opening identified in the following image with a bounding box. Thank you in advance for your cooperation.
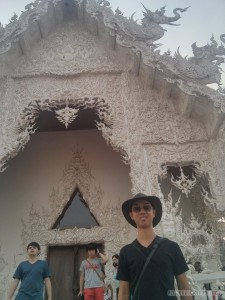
[47,244,103,300]
[36,107,100,132]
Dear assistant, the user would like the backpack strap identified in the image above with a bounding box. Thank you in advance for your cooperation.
[86,259,104,281]
[132,237,166,299]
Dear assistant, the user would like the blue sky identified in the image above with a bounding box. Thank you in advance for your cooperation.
[1,0,225,86]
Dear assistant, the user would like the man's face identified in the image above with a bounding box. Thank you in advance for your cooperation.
[27,245,40,257]
[194,263,202,273]
[87,249,96,258]
[129,199,155,229]
[112,257,119,267]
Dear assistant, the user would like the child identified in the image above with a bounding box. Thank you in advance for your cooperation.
[79,243,108,300]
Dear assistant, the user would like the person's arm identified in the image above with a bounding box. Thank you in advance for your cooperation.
[176,273,193,300]
[78,271,84,296]
[44,277,52,300]
[118,280,130,300]
[98,249,108,264]
[7,278,20,300]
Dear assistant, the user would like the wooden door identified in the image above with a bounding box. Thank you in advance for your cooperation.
[48,246,86,300]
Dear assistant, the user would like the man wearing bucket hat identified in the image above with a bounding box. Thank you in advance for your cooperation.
[117,193,192,300]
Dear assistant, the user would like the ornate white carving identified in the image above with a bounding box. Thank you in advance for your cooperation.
[171,166,197,197]
[0,3,225,295]
[1,71,206,175]
[116,74,208,196]
[21,146,130,285]
[0,274,10,300]
[55,105,79,128]
[218,217,225,242]
[0,1,224,177]
[0,245,9,300]
[201,186,218,212]
[0,0,224,93]
[218,217,225,223]
[174,35,225,85]
[161,191,220,263]
[0,75,122,171]
[95,0,189,43]
[0,70,224,216]
[145,142,225,212]
[218,86,225,96]
[10,22,127,77]
[93,0,225,87]
[0,245,7,273]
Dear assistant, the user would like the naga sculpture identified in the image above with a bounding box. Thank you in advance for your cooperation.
[98,2,189,45]
[141,4,190,26]
[174,34,225,85]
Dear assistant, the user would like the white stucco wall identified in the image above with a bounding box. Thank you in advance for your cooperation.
[0,6,224,298]
[0,129,135,298]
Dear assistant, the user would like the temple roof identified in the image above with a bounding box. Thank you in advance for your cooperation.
[0,0,225,138]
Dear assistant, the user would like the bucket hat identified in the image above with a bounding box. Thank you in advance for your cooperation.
[122,193,162,227]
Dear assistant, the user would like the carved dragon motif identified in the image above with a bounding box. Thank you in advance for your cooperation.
[192,35,225,65]
[141,4,190,25]
[174,34,225,85]
[98,2,189,45]
[115,12,164,43]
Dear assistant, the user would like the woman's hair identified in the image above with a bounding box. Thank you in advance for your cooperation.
[86,243,97,252]
[112,254,119,259]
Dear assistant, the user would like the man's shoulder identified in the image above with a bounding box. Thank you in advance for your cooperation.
[120,237,180,252]
[37,259,48,266]
[17,260,27,267]
[81,259,87,264]
[20,260,27,263]
[120,240,137,253]
[158,237,182,252]
[160,237,179,246]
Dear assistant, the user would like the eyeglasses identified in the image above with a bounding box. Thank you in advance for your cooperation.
[132,204,152,213]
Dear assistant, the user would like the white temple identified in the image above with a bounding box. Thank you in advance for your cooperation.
[0,0,225,299]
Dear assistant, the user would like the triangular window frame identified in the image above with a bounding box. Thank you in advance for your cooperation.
[52,188,99,230]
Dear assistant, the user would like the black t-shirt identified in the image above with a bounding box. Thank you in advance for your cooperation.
[117,236,189,300]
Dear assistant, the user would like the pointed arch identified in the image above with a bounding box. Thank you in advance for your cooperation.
[52,188,99,229]
[0,95,129,172]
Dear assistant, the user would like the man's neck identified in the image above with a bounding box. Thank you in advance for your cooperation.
[137,227,156,247]
[88,256,96,260]
[28,256,38,263]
